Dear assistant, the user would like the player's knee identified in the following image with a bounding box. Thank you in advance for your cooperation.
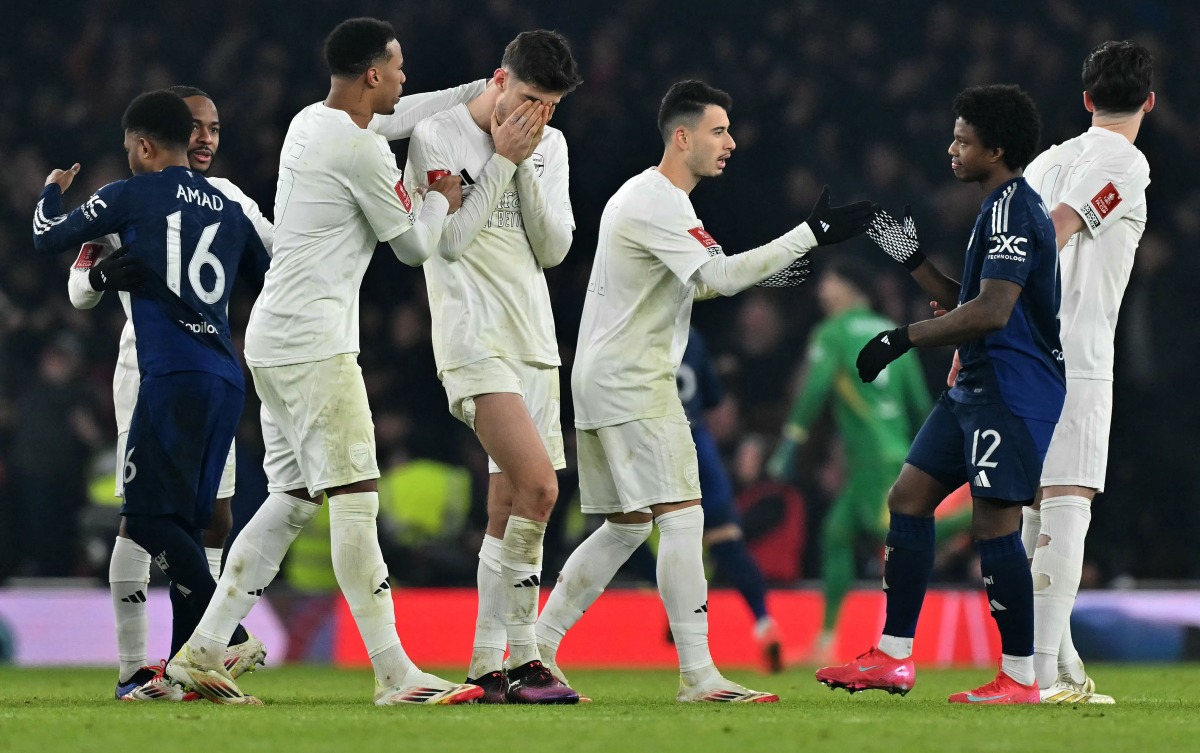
[203,502,234,547]
[520,474,559,517]
[969,504,1021,541]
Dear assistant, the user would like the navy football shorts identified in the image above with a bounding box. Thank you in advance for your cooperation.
[906,392,1056,505]
[121,371,243,528]
[693,424,739,529]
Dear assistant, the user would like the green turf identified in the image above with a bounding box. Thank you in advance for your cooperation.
[0,665,1197,752]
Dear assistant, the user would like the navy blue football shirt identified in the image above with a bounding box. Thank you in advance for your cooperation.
[950,177,1065,421]
[34,166,268,389]
[677,328,724,427]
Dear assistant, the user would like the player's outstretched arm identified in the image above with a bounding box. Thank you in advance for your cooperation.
[369,80,488,141]
[868,206,961,310]
[33,168,126,256]
[386,188,453,266]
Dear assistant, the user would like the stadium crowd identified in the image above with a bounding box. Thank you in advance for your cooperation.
[1,0,1197,587]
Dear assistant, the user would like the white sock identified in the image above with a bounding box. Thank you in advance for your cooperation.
[204,547,223,581]
[1002,653,1035,686]
[191,493,317,662]
[536,520,652,660]
[110,536,151,681]
[501,516,546,667]
[325,491,420,687]
[654,507,714,679]
[1031,495,1091,687]
[878,635,913,660]
[469,535,506,678]
[1021,506,1041,564]
[1058,625,1086,684]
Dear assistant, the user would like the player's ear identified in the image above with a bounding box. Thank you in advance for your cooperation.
[673,125,689,151]
[494,68,508,91]
[989,146,1004,166]
[1143,91,1156,113]
[1082,91,1095,113]
[365,64,381,89]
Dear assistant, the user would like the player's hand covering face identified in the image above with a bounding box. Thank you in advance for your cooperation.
[492,100,545,164]
[804,185,875,245]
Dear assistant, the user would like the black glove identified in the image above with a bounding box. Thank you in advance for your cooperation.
[867,205,926,271]
[804,185,876,245]
[89,246,148,292]
[757,256,813,288]
[856,325,912,383]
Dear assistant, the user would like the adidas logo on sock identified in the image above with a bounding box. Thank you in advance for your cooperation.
[247,588,264,596]
[374,581,391,594]
[121,590,147,603]
[694,601,708,614]
[514,575,541,588]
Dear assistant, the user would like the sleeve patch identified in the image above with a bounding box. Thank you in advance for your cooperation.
[394,179,413,212]
[1089,182,1122,219]
[687,226,718,248]
[73,243,102,270]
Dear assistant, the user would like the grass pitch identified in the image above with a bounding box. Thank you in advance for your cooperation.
[1,665,1197,752]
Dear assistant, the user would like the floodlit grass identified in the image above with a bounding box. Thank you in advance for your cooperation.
[0,665,1197,752]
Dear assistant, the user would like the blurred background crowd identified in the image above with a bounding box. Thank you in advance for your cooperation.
[1,0,1197,592]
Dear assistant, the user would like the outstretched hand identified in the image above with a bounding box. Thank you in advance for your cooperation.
[804,185,875,246]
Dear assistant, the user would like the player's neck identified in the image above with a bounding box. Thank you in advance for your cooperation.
[1091,111,1143,144]
[466,90,499,135]
[979,167,1020,196]
[324,79,375,129]
[656,156,700,194]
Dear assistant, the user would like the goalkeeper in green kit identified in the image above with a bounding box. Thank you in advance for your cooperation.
[767,258,930,662]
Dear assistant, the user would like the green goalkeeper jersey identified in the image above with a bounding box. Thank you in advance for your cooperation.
[783,305,931,468]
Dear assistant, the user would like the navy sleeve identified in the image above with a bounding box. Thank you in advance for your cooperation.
[979,198,1037,288]
[237,228,271,291]
[33,181,127,255]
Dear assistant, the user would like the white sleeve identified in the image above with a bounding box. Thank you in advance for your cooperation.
[386,191,449,266]
[1061,150,1150,239]
[406,119,517,262]
[348,135,422,243]
[67,235,119,309]
[515,135,573,269]
[368,80,488,141]
[691,223,817,297]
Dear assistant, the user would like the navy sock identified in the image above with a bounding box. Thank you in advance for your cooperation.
[881,513,936,639]
[976,531,1034,657]
[125,515,218,657]
[710,539,769,621]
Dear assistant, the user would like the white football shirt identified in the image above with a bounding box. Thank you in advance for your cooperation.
[573,168,722,429]
[245,103,418,367]
[405,104,571,373]
[1025,126,1150,380]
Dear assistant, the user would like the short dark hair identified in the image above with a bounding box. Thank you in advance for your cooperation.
[501,30,582,94]
[324,17,396,77]
[952,84,1041,171]
[121,91,194,150]
[1083,40,1153,114]
[657,80,733,144]
[166,85,211,101]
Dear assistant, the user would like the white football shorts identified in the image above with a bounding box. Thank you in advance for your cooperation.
[1040,378,1113,492]
[441,356,565,474]
[253,354,379,497]
[576,412,701,515]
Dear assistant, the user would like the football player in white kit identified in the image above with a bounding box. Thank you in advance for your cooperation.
[70,86,273,702]
[403,30,582,704]
[1021,40,1154,704]
[535,80,874,702]
[167,17,487,706]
